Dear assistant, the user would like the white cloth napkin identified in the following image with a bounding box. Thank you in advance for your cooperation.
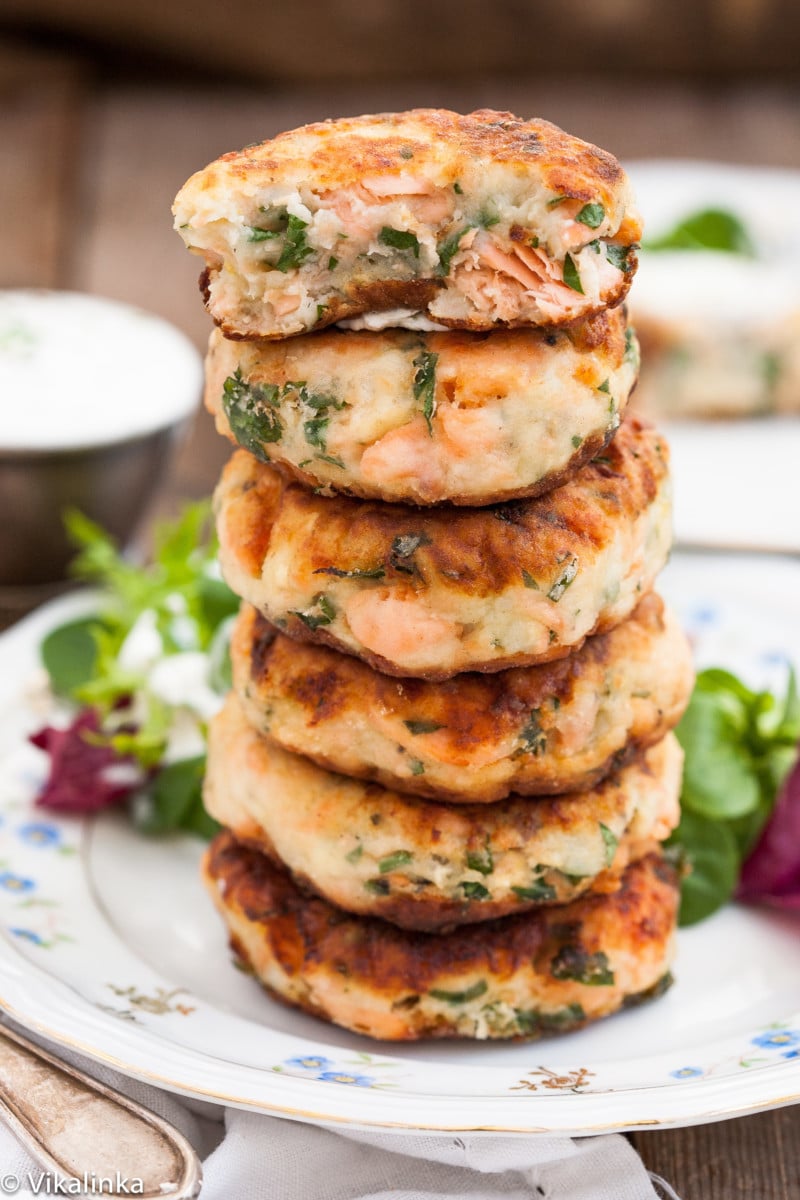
[0,1022,680,1200]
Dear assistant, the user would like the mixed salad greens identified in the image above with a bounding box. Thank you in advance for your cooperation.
[30,505,800,928]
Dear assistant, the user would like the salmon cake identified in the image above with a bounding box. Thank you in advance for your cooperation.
[231,593,692,803]
[204,696,682,932]
[203,836,678,1041]
[174,109,642,340]
[205,310,638,506]
[214,414,671,679]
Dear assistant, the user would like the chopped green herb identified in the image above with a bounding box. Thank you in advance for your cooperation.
[437,227,470,276]
[412,350,439,433]
[547,195,568,209]
[550,946,615,986]
[519,709,547,756]
[390,532,431,575]
[404,719,444,735]
[512,876,556,902]
[291,593,335,630]
[429,980,488,1005]
[247,227,280,242]
[562,253,584,294]
[378,227,420,257]
[623,327,639,368]
[379,850,413,874]
[529,235,540,248]
[460,881,490,900]
[222,370,282,457]
[409,759,425,776]
[276,214,314,272]
[327,255,339,270]
[346,844,363,864]
[606,244,633,273]
[316,454,346,469]
[549,629,558,644]
[548,557,579,602]
[521,569,540,590]
[597,379,611,394]
[477,208,500,228]
[515,1003,586,1036]
[400,147,414,160]
[571,435,583,449]
[599,823,618,867]
[453,180,463,194]
[364,878,390,896]
[576,202,605,229]
[466,840,494,876]
[314,565,385,580]
[303,415,329,451]
[644,208,754,256]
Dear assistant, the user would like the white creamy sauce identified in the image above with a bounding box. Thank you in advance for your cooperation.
[337,308,448,332]
[0,290,202,450]
[626,161,800,325]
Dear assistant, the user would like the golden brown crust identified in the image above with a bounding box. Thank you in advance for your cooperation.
[203,835,678,1041]
[215,413,672,679]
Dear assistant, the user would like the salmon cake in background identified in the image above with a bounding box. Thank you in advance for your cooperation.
[174,109,642,340]
[231,594,693,802]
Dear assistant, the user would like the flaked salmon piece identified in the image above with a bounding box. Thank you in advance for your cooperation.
[344,589,463,666]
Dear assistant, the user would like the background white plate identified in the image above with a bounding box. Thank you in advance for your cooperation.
[0,555,798,1135]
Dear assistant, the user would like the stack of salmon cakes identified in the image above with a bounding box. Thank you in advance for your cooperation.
[174,109,694,1043]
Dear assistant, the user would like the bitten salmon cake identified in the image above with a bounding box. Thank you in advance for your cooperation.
[205,310,638,506]
[173,109,642,340]
[214,414,671,679]
[231,593,692,803]
[203,835,678,1041]
[204,696,682,932]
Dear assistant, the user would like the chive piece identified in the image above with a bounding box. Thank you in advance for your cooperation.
[379,850,413,874]
[522,569,540,590]
[576,202,605,229]
[562,253,584,294]
[512,877,557,902]
[412,351,439,433]
[437,227,470,276]
[303,415,329,452]
[599,823,618,867]
[466,840,494,876]
[409,759,425,776]
[548,557,579,602]
[378,227,420,257]
[315,454,346,469]
[364,878,390,896]
[624,327,639,367]
[571,435,583,449]
[597,379,611,393]
[429,980,488,1004]
[606,244,633,273]
[247,227,280,242]
[313,565,385,580]
[519,709,546,756]
[328,255,339,270]
[222,370,282,457]
[403,719,444,735]
[550,947,615,986]
[346,844,363,864]
[460,881,490,900]
[291,593,335,630]
[547,195,568,209]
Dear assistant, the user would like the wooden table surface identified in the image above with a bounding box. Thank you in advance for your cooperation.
[3,40,800,1197]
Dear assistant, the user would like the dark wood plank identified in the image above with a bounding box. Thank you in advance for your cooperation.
[0,39,86,288]
[633,1106,800,1198]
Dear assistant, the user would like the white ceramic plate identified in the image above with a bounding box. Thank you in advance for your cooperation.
[0,554,799,1136]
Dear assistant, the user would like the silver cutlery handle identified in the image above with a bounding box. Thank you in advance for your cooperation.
[0,1023,202,1197]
